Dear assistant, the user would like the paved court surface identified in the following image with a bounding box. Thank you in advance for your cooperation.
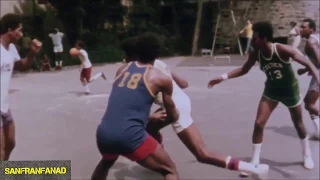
[8,55,320,179]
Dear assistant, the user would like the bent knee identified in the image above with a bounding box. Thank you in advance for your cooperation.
[254,121,266,131]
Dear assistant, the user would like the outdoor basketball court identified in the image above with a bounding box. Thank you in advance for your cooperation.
[9,56,319,179]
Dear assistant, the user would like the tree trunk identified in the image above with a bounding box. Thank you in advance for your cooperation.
[191,0,203,56]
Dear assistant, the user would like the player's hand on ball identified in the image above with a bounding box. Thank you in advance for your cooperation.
[297,68,308,75]
[208,77,223,89]
[150,110,167,122]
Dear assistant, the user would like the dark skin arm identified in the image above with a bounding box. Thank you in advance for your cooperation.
[307,38,320,66]
[298,38,320,76]
[14,40,41,71]
[171,72,188,89]
[153,70,179,122]
[207,50,257,88]
[278,44,319,83]
[149,110,167,121]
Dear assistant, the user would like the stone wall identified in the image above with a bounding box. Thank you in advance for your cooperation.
[1,0,47,17]
[216,0,319,50]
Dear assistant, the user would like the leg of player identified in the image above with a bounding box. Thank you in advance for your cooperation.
[288,104,314,169]
[304,90,320,140]
[0,111,16,160]
[240,96,278,177]
[177,124,269,179]
[80,71,90,94]
[58,52,63,67]
[0,127,5,160]
[89,72,107,82]
[84,80,90,95]
[137,144,179,180]
[91,158,118,180]
[54,52,58,67]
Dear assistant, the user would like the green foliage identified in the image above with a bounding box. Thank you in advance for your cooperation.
[44,0,196,65]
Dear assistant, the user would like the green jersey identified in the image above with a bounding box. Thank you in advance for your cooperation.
[258,43,299,97]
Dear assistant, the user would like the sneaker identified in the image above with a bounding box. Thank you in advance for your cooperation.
[303,154,314,169]
[101,73,107,80]
[55,65,62,71]
[309,132,320,141]
[251,164,269,180]
[240,161,259,177]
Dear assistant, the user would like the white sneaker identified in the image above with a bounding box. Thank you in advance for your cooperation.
[303,154,314,169]
[251,164,269,180]
[240,161,259,177]
[240,171,250,177]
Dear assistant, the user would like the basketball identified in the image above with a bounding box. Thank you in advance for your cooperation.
[69,48,79,57]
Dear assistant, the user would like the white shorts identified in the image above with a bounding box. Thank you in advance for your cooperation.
[53,45,63,53]
[171,96,193,134]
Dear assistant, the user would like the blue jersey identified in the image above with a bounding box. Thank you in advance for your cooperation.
[96,62,155,154]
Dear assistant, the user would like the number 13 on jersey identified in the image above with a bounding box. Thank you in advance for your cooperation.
[268,70,283,80]
[118,72,142,89]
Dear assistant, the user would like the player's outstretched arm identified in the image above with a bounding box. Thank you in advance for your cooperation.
[159,76,179,122]
[284,45,319,83]
[208,51,257,88]
[171,72,188,89]
[14,39,42,71]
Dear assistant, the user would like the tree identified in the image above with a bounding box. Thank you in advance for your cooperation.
[192,0,203,56]
[47,0,124,45]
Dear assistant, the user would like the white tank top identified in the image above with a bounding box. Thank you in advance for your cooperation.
[78,49,92,68]
[310,33,320,43]
[308,33,320,68]
[153,59,190,108]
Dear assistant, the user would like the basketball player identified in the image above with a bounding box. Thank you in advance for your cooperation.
[91,33,180,180]
[1,13,41,160]
[49,28,64,70]
[208,22,319,176]
[74,40,106,95]
[120,35,270,180]
[298,18,320,140]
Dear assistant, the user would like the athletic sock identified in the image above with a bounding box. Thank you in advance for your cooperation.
[84,84,90,93]
[226,156,258,173]
[251,143,261,164]
[311,114,320,133]
[301,136,311,156]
